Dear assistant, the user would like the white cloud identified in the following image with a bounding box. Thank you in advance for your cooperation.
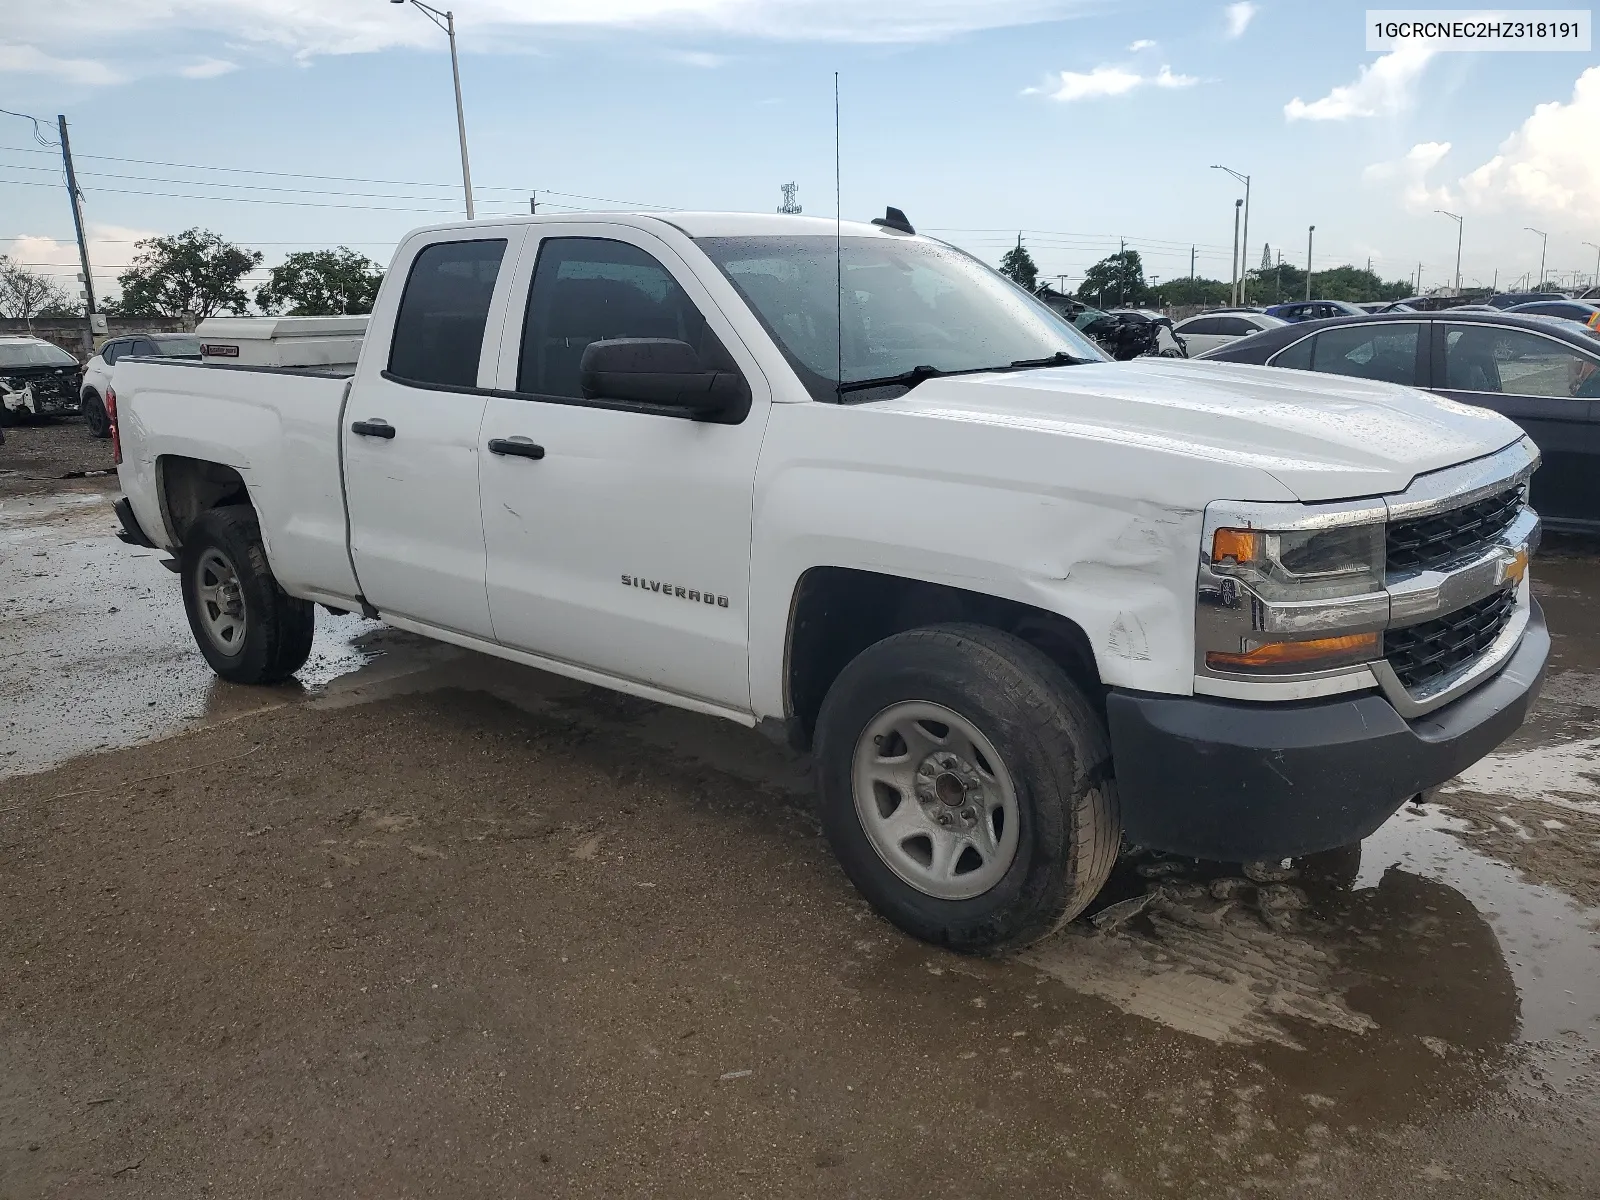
[1284,46,1434,121]
[1459,66,1600,220]
[1364,141,1454,210]
[1128,38,1156,51]
[0,43,125,87]
[663,49,727,67]
[179,57,239,79]
[1028,62,1199,102]
[4,224,163,305]
[8,0,1104,68]
[1223,2,1257,39]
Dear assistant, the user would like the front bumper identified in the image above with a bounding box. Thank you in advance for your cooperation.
[1105,600,1548,862]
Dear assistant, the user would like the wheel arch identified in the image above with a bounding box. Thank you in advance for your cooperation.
[777,566,1102,752]
[156,455,253,548]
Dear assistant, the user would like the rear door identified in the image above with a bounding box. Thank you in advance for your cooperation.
[1432,322,1600,528]
[342,229,523,638]
[1175,317,1223,354]
[476,224,772,710]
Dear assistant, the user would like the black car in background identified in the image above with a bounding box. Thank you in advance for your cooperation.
[1485,292,1569,309]
[1199,310,1600,533]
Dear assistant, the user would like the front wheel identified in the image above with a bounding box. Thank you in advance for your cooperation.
[180,505,315,684]
[814,624,1121,954]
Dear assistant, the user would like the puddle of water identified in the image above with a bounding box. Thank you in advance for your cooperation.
[1440,736,1600,814]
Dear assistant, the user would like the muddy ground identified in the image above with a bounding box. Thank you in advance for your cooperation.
[2,422,1598,1198]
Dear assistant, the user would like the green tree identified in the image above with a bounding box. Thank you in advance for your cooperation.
[116,228,262,319]
[1077,249,1146,307]
[1155,276,1233,308]
[256,247,384,315]
[998,235,1040,292]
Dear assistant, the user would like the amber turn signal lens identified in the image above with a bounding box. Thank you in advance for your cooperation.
[1206,632,1379,671]
[1211,528,1259,564]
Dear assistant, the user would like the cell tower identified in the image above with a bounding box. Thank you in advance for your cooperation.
[777,182,802,214]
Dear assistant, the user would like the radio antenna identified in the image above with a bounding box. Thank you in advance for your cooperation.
[834,70,842,401]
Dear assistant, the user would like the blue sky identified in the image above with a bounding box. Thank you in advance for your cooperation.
[3,1,1597,304]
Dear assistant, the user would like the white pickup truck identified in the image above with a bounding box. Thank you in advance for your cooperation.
[109,211,1547,952]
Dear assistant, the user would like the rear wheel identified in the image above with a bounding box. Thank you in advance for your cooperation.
[82,390,110,438]
[814,624,1121,954]
[180,505,314,684]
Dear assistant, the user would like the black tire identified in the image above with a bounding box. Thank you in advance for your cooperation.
[82,390,110,438]
[180,505,315,684]
[814,623,1121,954]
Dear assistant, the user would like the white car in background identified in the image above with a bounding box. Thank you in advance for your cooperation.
[1170,311,1288,356]
[80,333,201,437]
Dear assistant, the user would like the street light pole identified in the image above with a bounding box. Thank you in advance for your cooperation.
[1211,165,1251,305]
[392,0,475,220]
[1435,209,1462,295]
[1305,225,1315,300]
[1525,226,1547,289]
[1230,198,1242,306]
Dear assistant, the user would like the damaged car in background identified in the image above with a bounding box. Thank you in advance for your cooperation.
[0,335,83,424]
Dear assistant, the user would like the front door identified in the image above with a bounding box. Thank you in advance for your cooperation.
[1432,322,1600,528]
[477,226,771,710]
[343,232,519,638]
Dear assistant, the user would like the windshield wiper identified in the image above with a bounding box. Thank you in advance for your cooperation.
[835,364,951,395]
[835,350,1085,397]
[1003,350,1082,370]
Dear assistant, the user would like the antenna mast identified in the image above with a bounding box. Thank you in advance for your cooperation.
[834,72,842,401]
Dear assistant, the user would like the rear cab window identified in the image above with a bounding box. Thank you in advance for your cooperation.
[387,238,508,388]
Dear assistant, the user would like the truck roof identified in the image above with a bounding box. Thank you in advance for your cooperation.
[402,211,919,242]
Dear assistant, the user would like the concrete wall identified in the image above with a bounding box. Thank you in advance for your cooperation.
[0,316,197,361]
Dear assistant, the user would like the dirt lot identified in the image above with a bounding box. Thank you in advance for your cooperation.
[0,416,115,500]
[3,423,1598,1198]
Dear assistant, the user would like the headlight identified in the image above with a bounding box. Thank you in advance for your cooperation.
[1198,499,1388,677]
[1209,522,1384,602]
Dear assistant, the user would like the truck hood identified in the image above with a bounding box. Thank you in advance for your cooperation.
[880,358,1523,502]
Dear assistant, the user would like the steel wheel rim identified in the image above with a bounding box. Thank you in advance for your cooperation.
[851,700,1021,901]
[195,547,247,657]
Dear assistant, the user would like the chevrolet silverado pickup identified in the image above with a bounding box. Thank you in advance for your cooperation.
[108,212,1548,952]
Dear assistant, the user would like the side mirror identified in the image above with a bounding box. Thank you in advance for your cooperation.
[578,338,749,423]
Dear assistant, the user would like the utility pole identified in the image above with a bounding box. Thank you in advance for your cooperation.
[529,191,536,214]
[1230,199,1243,306]
[1584,242,1600,291]
[1056,273,1069,296]
[1190,245,1196,280]
[1417,262,1424,293]
[57,115,97,322]
[1525,226,1547,288]
[1436,209,1463,294]
[1305,225,1315,300]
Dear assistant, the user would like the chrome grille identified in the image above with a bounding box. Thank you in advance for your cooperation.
[1386,486,1523,576]
[1383,588,1516,693]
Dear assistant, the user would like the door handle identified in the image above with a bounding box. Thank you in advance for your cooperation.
[488,437,545,460]
[351,419,395,439]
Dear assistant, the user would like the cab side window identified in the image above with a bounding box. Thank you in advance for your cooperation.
[516,237,735,399]
[387,238,508,389]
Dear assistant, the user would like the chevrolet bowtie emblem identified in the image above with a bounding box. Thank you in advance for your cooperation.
[1502,546,1529,585]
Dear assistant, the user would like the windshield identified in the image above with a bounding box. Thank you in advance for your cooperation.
[0,340,78,369]
[152,336,202,357]
[696,235,1106,401]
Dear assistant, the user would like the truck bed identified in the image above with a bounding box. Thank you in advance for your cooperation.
[114,358,361,606]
